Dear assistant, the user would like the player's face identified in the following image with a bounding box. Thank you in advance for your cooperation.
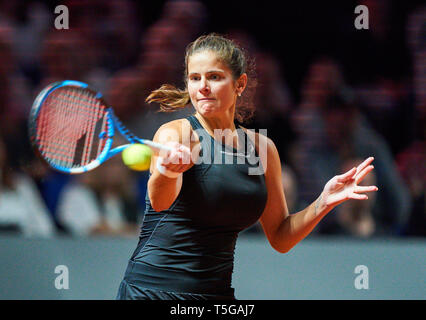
[187,50,238,119]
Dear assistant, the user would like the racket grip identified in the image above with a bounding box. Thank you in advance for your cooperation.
[156,157,182,179]
[139,139,173,155]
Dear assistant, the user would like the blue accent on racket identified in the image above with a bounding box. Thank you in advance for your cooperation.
[28,80,172,174]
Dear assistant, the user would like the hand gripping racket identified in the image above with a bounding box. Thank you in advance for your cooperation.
[28,80,172,174]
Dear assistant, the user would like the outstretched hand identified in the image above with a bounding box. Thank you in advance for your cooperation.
[321,157,378,209]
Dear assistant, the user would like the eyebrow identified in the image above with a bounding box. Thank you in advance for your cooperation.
[188,70,226,76]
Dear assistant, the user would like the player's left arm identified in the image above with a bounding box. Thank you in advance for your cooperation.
[251,131,377,253]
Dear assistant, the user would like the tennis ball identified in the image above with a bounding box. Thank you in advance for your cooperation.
[122,144,152,171]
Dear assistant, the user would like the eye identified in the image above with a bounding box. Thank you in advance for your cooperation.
[209,74,222,80]
[189,75,200,81]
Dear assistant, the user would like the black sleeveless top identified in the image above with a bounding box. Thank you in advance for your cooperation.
[122,115,268,298]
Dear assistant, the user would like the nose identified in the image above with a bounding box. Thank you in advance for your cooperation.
[199,77,210,95]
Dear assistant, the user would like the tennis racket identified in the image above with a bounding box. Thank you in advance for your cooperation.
[28,80,172,174]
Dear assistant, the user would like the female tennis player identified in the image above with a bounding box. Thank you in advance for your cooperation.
[116,33,378,300]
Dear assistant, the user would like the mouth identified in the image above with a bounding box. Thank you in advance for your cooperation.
[198,98,215,101]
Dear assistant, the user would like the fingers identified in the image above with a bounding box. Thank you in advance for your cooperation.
[355,157,374,175]
[354,185,378,194]
[160,143,193,174]
[349,184,378,201]
[158,141,179,158]
[355,164,374,184]
[336,157,375,184]
[161,144,191,164]
[338,156,375,185]
[349,193,369,200]
[336,167,357,183]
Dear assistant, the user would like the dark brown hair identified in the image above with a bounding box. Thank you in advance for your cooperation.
[146,33,256,123]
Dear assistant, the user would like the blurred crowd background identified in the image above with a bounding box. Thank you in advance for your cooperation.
[0,0,424,239]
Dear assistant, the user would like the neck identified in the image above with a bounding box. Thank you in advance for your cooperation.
[195,107,242,149]
[194,107,236,133]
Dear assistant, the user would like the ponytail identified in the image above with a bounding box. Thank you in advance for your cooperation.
[145,84,190,112]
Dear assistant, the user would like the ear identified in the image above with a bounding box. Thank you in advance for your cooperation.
[236,73,248,96]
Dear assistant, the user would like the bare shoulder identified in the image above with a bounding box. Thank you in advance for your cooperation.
[156,118,191,132]
[240,126,281,175]
[239,126,277,153]
[153,118,193,145]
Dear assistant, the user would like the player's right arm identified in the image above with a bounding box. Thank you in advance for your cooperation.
[148,119,198,212]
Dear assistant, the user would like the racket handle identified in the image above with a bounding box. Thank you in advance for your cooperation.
[138,139,173,155]
[104,140,171,163]
[110,110,172,154]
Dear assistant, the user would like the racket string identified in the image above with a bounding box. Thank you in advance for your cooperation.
[36,86,109,168]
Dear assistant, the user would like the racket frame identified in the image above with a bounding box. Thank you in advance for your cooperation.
[29,80,170,174]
